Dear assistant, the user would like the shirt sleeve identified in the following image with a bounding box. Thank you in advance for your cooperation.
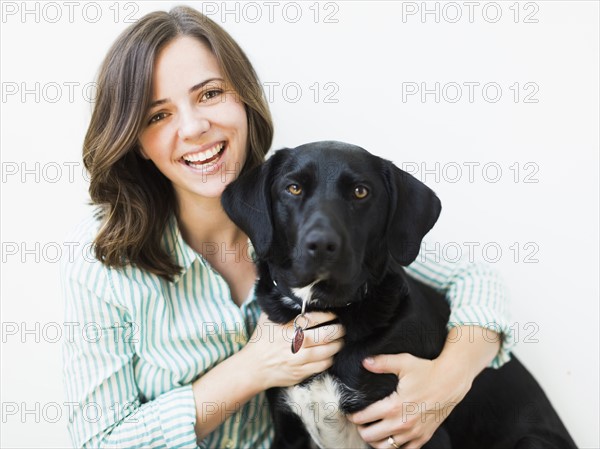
[405,250,515,368]
[60,224,198,448]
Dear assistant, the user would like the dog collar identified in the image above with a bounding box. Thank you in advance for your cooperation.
[271,278,369,309]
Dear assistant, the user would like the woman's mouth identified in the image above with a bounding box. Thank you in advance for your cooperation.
[180,141,226,169]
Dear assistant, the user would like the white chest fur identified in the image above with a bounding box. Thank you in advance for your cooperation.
[283,374,368,449]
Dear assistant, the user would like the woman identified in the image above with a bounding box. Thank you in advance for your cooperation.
[61,6,512,448]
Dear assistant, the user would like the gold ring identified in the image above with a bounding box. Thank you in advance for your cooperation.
[388,435,401,449]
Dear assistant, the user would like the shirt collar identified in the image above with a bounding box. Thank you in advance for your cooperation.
[162,213,259,283]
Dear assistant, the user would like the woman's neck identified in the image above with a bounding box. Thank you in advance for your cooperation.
[175,192,245,257]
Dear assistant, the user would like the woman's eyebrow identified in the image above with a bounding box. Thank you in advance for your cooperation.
[148,77,225,109]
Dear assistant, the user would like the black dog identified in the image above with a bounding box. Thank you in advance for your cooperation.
[222,141,576,449]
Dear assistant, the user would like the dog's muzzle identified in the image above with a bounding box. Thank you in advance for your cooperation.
[296,210,347,280]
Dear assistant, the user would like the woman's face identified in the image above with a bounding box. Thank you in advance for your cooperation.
[138,35,248,202]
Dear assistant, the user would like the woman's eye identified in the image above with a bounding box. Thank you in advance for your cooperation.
[286,184,303,196]
[354,185,369,199]
[201,89,223,102]
[148,112,168,125]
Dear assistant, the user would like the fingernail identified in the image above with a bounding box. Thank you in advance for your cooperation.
[364,357,374,364]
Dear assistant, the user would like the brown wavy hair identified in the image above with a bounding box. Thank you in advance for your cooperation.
[83,6,273,281]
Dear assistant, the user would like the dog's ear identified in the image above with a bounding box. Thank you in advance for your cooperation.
[383,160,442,266]
[221,153,280,259]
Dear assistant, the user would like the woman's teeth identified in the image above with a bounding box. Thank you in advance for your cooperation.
[182,142,225,166]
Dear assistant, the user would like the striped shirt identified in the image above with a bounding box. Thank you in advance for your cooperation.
[60,212,514,449]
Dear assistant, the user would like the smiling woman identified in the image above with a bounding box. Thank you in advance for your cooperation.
[83,8,272,280]
[60,5,553,449]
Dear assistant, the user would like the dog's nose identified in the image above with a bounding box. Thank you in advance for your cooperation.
[305,229,341,261]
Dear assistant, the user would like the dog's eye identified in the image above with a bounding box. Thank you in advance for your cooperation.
[286,184,303,196]
[354,185,369,199]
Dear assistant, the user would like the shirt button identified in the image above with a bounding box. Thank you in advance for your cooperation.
[223,438,235,449]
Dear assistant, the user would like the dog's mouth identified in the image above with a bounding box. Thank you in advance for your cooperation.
[286,278,360,311]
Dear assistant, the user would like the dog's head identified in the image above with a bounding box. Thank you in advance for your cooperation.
[222,141,441,308]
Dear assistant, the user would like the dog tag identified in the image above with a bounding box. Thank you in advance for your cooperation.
[291,327,304,354]
[291,313,309,354]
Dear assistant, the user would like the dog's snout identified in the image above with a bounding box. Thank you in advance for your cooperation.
[305,229,341,260]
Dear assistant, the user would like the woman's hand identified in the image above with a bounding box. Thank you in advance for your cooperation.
[347,353,470,449]
[243,312,345,390]
[348,326,500,449]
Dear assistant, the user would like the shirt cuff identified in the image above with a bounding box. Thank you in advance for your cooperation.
[447,305,516,369]
[154,385,198,448]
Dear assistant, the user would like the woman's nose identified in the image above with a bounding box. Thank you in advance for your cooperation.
[177,107,210,141]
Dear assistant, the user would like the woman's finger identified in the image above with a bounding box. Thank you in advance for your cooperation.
[301,358,336,376]
[348,393,396,425]
[303,311,339,327]
[302,324,345,347]
[370,433,414,449]
[355,416,410,444]
[288,339,343,368]
[301,339,344,361]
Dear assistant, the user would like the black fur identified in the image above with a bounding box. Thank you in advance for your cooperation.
[222,141,577,449]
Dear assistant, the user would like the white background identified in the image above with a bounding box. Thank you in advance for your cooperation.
[1,1,598,447]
